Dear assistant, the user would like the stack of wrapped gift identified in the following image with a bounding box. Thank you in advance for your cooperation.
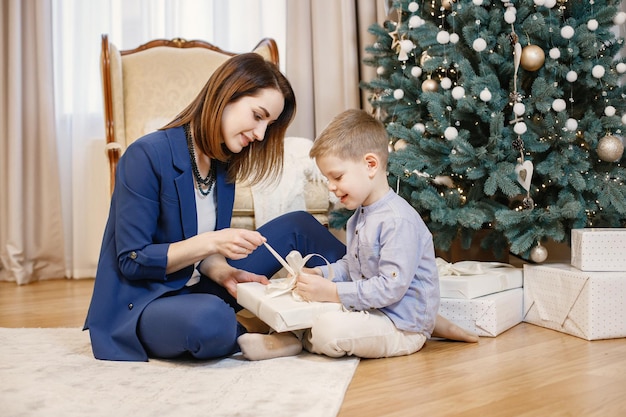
[523,228,626,340]
[436,258,524,337]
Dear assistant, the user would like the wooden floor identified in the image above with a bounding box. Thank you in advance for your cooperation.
[1,279,625,417]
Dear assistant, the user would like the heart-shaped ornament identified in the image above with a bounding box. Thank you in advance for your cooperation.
[515,160,533,192]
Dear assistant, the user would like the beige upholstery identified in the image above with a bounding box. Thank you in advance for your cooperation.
[100,34,329,229]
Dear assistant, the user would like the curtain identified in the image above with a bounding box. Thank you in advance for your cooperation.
[285,0,389,140]
[0,0,66,285]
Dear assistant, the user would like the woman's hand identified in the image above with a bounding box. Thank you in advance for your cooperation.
[200,254,269,298]
[209,228,266,260]
[166,228,266,274]
[295,272,340,303]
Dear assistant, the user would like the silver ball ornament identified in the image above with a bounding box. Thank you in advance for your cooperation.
[530,244,548,263]
[597,135,625,162]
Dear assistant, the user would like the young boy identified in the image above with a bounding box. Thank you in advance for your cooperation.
[238,109,477,360]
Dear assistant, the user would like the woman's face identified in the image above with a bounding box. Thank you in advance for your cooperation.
[221,88,285,153]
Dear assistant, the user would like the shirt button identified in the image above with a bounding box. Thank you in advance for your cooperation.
[128,303,134,310]
[129,251,137,260]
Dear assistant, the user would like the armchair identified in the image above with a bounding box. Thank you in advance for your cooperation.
[100,34,330,229]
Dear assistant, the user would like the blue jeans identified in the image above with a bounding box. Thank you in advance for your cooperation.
[137,211,346,359]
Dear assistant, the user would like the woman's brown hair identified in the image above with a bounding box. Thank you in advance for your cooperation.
[164,53,296,185]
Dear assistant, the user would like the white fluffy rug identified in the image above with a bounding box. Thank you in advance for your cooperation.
[0,328,359,417]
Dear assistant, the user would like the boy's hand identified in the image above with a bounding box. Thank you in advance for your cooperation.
[295,272,340,303]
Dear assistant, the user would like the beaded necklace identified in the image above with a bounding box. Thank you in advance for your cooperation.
[184,123,215,196]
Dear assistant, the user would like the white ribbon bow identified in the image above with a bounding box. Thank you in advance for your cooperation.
[435,257,515,276]
[263,242,333,301]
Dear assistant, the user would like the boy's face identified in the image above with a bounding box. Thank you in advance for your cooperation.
[315,154,375,210]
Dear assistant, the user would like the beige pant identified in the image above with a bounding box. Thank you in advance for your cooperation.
[302,309,427,358]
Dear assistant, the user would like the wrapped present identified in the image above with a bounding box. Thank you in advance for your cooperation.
[571,228,626,271]
[438,288,524,337]
[436,258,523,299]
[237,279,343,332]
[523,264,626,340]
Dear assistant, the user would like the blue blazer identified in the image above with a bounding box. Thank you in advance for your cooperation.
[84,126,235,361]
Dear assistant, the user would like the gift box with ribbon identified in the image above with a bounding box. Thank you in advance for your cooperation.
[523,264,626,340]
[436,258,523,299]
[237,245,342,333]
[438,288,524,337]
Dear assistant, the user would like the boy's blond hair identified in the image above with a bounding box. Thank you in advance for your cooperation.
[309,109,389,167]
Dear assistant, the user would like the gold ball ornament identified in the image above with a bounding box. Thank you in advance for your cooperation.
[520,45,545,71]
[442,0,454,10]
[597,134,625,162]
[393,139,408,151]
[422,78,439,92]
[530,243,548,263]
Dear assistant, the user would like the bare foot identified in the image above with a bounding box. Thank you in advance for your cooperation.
[238,333,303,361]
[433,314,479,343]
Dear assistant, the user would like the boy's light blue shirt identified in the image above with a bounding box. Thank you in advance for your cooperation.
[319,188,439,336]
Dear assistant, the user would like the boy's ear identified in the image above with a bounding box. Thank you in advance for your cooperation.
[364,153,379,170]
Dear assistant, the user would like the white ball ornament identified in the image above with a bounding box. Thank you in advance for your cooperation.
[409,16,424,29]
[449,33,460,44]
[504,10,516,24]
[472,0,483,5]
[533,0,545,5]
[412,123,426,133]
[560,25,575,40]
[411,66,423,78]
[552,98,566,112]
[451,86,465,99]
[592,65,605,79]
[513,102,526,116]
[549,48,560,60]
[444,127,459,140]
[408,1,419,12]
[377,66,385,75]
[566,70,578,82]
[614,12,626,25]
[544,0,557,8]
[565,118,578,131]
[587,19,599,31]
[479,88,492,102]
[622,114,626,125]
[514,122,527,135]
[437,31,450,45]
[440,77,452,90]
[605,106,616,117]
[617,63,626,74]
[393,89,405,100]
[473,38,487,52]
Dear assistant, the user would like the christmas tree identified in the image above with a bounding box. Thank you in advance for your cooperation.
[354,0,626,262]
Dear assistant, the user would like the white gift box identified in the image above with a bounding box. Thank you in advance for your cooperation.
[237,279,343,332]
[437,259,523,299]
[571,228,626,271]
[438,288,524,337]
[523,264,626,340]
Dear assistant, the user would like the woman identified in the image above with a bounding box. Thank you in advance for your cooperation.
[84,53,346,361]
